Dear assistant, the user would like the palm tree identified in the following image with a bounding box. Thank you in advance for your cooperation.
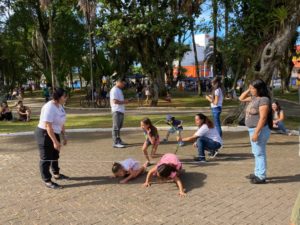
[212,0,218,77]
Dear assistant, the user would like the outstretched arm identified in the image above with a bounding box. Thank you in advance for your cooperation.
[179,135,197,142]
[173,176,186,197]
[143,167,156,187]
[120,169,137,184]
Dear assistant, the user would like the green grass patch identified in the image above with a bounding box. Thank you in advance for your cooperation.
[274,89,300,103]
[1,114,299,133]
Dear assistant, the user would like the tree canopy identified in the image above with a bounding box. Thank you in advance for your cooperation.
[0,0,300,101]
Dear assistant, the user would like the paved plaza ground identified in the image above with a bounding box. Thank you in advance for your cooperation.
[0,130,299,225]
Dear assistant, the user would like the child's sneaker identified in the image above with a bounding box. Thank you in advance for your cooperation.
[162,138,168,143]
[178,141,184,147]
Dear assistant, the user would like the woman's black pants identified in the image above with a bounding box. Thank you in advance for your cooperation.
[35,127,60,182]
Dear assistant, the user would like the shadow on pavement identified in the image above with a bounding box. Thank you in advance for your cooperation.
[126,143,143,147]
[214,153,253,161]
[224,144,251,148]
[267,174,300,184]
[268,141,299,146]
[62,176,116,188]
[180,158,220,167]
[181,172,207,192]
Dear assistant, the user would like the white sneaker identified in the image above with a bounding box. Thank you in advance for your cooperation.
[113,143,125,148]
[119,141,127,145]
[210,150,219,159]
[179,141,184,147]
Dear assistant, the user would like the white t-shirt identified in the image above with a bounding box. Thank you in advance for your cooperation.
[38,101,66,134]
[211,88,223,108]
[120,158,140,171]
[110,86,125,113]
[194,124,223,145]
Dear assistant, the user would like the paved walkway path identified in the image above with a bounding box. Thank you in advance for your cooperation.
[0,130,299,224]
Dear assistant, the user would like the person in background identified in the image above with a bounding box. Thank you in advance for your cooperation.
[144,84,151,105]
[101,84,109,107]
[16,100,31,122]
[205,77,224,137]
[110,78,128,148]
[0,102,13,121]
[43,87,50,102]
[272,101,291,135]
[236,78,244,96]
[136,80,144,107]
[239,79,272,184]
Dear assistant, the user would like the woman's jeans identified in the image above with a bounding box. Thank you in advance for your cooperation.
[248,126,270,180]
[212,106,222,137]
[276,121,287,133]
[196,136,222,159]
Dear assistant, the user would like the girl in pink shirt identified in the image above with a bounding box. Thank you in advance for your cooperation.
[143,153,186,196]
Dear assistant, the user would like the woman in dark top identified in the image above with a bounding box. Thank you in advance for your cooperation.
[239,79,272,184]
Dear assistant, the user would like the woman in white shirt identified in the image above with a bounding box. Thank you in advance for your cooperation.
[35,88,68,189]
[180,113,223,162]
[205,77,223,137]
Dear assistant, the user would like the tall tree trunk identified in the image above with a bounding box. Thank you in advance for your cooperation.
[251,4,300,83]
[150,67,166,106]
[190,20,202,96]
[224,2,300,125]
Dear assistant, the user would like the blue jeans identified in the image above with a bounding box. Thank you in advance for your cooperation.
[196,136,222,159]
[212,106,222,137]
[276,121,287,133]
[248,126,270,180]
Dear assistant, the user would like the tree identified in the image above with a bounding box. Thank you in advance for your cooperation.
[223,0,300,124]
[98,0,198,105]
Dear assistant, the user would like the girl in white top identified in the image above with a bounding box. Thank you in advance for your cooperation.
[112,158,147,183]
[35,88,68,189]
[179,113,222,162]
[272,101,290,135]
[205,77,223,137]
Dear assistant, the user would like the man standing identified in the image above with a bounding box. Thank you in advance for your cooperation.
[110,78,128,148]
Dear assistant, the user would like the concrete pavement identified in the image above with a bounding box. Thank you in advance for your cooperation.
[0,130,299,224]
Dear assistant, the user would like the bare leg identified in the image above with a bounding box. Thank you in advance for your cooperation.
[26,110,31,122]
[151,143,159,158]
[165,131,170,141]
[142,142,151,163]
